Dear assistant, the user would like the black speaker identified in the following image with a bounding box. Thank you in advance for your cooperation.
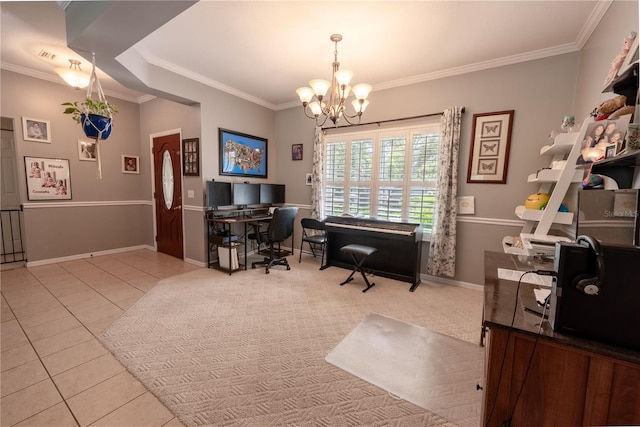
[572,235,603,296]
[550,240,640,350]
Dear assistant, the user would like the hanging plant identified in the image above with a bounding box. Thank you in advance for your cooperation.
[61,52,116,178]
[62,98,118,139]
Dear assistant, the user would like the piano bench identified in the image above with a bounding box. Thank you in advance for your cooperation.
[339,244,378,293]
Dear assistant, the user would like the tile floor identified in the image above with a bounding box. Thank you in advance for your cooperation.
[1,250,200,427]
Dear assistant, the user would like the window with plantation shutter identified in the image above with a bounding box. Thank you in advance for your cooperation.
[323,122,441,234]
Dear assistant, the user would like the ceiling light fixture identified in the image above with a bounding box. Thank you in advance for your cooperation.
[55,59,90,89]
[296,34,372,127]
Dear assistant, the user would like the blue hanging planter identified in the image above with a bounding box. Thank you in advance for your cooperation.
[81,114,112,140]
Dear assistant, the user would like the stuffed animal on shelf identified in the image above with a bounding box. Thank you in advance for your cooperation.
[592,95,627,120]
[604,31,637,88]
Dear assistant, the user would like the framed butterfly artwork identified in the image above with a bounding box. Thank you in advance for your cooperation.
[467,110,514,184]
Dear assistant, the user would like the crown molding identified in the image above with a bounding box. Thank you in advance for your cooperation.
[574,0,613,49]
[1,61,145,104]
[135,47,277,111]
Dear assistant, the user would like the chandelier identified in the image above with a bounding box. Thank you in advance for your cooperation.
[296,34,372,126]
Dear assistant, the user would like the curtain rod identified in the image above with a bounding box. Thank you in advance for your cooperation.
[321,107,465,132]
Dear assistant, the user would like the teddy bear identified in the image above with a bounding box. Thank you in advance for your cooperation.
[592,95,627,120]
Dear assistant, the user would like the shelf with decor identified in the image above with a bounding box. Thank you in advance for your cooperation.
[590,149,640,189]
[503,124,587,255]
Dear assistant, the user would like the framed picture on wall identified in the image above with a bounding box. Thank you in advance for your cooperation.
[467,110,514,184]
[24,156,71,200]
[122,155,139,174]
[219,128,267,178]
[292,144,303,160]
[78,139,97,161]
[22,117,51,143]
[183,138,199,176]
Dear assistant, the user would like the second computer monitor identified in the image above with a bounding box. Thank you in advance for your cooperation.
[233,183,261,207]
[260,184,285,205]
[206,181,232,209]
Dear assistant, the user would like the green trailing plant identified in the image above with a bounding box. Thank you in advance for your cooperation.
[62,98,118,123]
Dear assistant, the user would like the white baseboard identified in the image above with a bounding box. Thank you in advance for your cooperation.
[420,274,483,291]
[25,245,155,267]
[184,257,206,268]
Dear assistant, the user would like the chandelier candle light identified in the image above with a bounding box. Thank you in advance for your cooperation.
[296,34,372,126]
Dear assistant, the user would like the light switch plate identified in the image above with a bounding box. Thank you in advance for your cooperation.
[187,190,195,198]
[458,196,475,214]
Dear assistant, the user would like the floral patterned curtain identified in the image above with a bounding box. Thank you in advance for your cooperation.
[311,126,325,220]
[426,106,463,277]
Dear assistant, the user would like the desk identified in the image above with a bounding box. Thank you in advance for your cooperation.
[206,211,272,274]
[482,251,640,426]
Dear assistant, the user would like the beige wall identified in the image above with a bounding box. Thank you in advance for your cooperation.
[275,0,638,285]
[1,71,148,263]
[277,53,580,285]
[137,65,276,265]
[2,1,636,280]
[574,0,639,120]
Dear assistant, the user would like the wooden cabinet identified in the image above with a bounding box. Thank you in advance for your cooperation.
[483,326,640,427]
[482,251,640,427]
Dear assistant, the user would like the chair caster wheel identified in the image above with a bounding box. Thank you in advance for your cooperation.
[265,270,270,274]
[251,265,256,269]
[286,266,290,270]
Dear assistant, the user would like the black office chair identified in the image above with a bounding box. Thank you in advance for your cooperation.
[251,207,299,273]
[299,218,327,266]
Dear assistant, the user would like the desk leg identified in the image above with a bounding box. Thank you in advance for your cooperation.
[244,222,248,270]
[226,223,232,276]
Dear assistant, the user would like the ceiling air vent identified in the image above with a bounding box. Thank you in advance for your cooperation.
[37,50,57,61]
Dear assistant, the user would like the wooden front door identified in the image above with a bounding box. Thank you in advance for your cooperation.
[152,133,183,259]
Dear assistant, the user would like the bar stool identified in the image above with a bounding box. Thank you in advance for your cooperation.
[339,244,377,293]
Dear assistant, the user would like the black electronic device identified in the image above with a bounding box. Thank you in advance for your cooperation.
[573,235,603,296]
[233,182,260,207]
[550,239,640,350]
[260,183,285,205]
[206,181,231,209]
[576,189,640,246]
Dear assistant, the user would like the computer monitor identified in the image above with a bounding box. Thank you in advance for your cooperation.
[206,181,231,209]
[260,184,285,205]
[233,182,260,207]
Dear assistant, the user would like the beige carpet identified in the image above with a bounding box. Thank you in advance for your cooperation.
[98,257,484,426]
[326,313,483,427]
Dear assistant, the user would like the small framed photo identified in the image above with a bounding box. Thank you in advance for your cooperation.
[305,173,312,186]
[292,144,303,160]
[24,156,71,200]
[22,117,51,143]
[605,143,617,158]
[78,139,97,161]
[183,138,199,176]
[122,155,139,174]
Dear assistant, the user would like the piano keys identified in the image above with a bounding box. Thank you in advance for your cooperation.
[323,216,423,291]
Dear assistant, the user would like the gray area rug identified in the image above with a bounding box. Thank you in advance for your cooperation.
[326,313,483,427]
[98,258,483,426]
